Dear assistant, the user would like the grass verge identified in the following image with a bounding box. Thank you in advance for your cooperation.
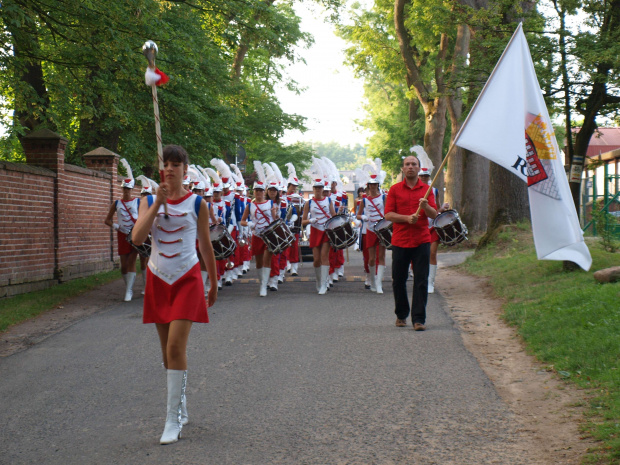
[461,222,619,464]
[0,268,122,333]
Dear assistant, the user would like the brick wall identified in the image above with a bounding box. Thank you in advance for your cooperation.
[0,129,136,297]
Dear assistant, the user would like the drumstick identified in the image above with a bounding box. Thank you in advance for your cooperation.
[414,141,458,216]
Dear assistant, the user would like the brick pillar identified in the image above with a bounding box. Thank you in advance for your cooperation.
[23,129,69,280]
[83,147,121,265]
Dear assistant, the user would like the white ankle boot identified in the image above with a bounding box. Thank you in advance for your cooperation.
[338,266,344,277]
[291,263,299,276]
[314,267,321,292]
[365,273,371,289]
[160,369,186,444]
[278,269,285,283]
[376,265,385,294]
[319,265,329,295]
[369,271,376,292]
[331,272,338,283]
[124,272,136,301]
[428,264,437,294]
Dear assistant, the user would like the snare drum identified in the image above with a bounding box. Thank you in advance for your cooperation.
[325,215,358,250]
[433,210,468,246]
[260,219,295,254]
[127,230,151,258]
[372,218,393,250]
[210,224,237,259]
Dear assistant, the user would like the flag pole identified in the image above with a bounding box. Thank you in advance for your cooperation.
[414,23,524,215]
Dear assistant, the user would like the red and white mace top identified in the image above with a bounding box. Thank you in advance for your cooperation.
[148,192,200,285]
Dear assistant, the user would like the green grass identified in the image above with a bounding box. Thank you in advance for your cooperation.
[0,268,123,333]
[462,223,620,464]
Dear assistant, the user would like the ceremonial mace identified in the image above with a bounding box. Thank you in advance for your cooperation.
[142,40,168,218]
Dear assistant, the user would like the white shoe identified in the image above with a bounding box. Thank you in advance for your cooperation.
[338,266,344,277]
[124,272,136,301]
[286,261,292,272]
[314,267,322,292]
[160,370,186,444]
[376,265,385,294]
[291,263,299,276]
[365,273,371,290]
[278,269,285,283]
[331,272,338,283]
[369,271,376,292]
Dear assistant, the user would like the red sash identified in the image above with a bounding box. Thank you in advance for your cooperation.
[120,199,137,224]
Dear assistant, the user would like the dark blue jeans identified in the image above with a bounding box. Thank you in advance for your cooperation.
[391,243,430,324]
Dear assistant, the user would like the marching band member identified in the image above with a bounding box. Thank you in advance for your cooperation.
[270,163,289,284]
[419,167,450,293]
[322,157,346,283]
[137,175,158,295]
[205,168,228,290]
[285,163,301,276]
[240,161,278,297]
[104,158,139,301]
[212,160,238,286]
[302,158,336,295]
[357,161,387,294]
[231,164,249,276]
[264,164,286,291]
[130,144,217,445]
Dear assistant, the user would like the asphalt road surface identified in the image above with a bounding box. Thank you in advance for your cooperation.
[0,251,534,465]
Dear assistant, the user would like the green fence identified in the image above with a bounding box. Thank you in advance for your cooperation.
[582,164,620,238]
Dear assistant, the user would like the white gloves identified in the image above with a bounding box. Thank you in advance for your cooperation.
[309,218,318,224]
[227,224,234,234]
[247,221,254,228]
[290,214,298,223]
[361,215,369,221]
[113,223,120,231]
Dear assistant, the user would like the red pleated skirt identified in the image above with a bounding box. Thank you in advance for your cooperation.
[143,262,209,324]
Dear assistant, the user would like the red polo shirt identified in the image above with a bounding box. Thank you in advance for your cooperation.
[385,179,436,248]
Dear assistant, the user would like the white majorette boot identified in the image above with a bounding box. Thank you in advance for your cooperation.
[369,270,377,292]
[124,272,136,302]
[268,275,278,291]
[365,273,371,290]
[314,266,321,292]
[428,264,437,294]
[376,265,385,294]
[331,271,339,283]
[338,265,345,277]
[319,265,329,295]
[258,268,268,297]
[160,369,186,445]
[201,271,209,296]
[286,261,292,272]
[224,270,233,286]
[291,262,299,276]
[180,370,188,426]
[278,268,285,283]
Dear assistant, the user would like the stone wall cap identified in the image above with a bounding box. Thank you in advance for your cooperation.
[83,147,120,157]
[23,128,68,142]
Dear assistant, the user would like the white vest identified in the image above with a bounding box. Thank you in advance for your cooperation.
[308,197,332,231]
[115,198,139,234]
[148,194,200,285]
[250,200,274,234]
[364,194,385,229]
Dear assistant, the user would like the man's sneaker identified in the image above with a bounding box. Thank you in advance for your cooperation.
[413,323,426,331]
[395,319,407,327]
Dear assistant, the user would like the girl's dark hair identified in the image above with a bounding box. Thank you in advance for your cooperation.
[267,187,280,204]
[163,145,189,165]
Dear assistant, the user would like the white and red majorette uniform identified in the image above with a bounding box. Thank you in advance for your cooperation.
[285,194,301,264]
[249,200,275,256]
[270,199,289,277]
[356,196,370,274]
[211,198,228,279]
[363,193,386,250]
[143,192,208,324]
[328,191,345,273]
[308,196,332,248]
[115,197,140,255]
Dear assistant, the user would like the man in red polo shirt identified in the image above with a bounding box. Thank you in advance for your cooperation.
[384,155,438,331]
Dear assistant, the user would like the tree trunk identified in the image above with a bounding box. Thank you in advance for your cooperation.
[460,151,489,231]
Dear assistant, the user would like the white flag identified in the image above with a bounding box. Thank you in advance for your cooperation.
[455,24,592,271]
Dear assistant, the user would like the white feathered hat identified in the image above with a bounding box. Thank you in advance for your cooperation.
[285,162,299,186]
[354,168,369,188]
[410,145,434,174]
[205,167,223,192]
[321,157,340,184]
[211,158,233,188]
[263,163,279,190]
[230,164,246,191]
[253,160,267,190]
[305,157,326,187]
[269,162,286,190]
[136,175,158,194]
[119,158,135,189]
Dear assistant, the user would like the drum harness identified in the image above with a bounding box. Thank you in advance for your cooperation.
[310,197,332,227]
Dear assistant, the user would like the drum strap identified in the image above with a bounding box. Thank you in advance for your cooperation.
[120,199,137,224]
[366,196,384,219]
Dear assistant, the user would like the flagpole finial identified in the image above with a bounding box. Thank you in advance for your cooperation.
[142,40,158,69]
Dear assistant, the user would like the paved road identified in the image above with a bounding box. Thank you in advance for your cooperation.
[0,251,535,464]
